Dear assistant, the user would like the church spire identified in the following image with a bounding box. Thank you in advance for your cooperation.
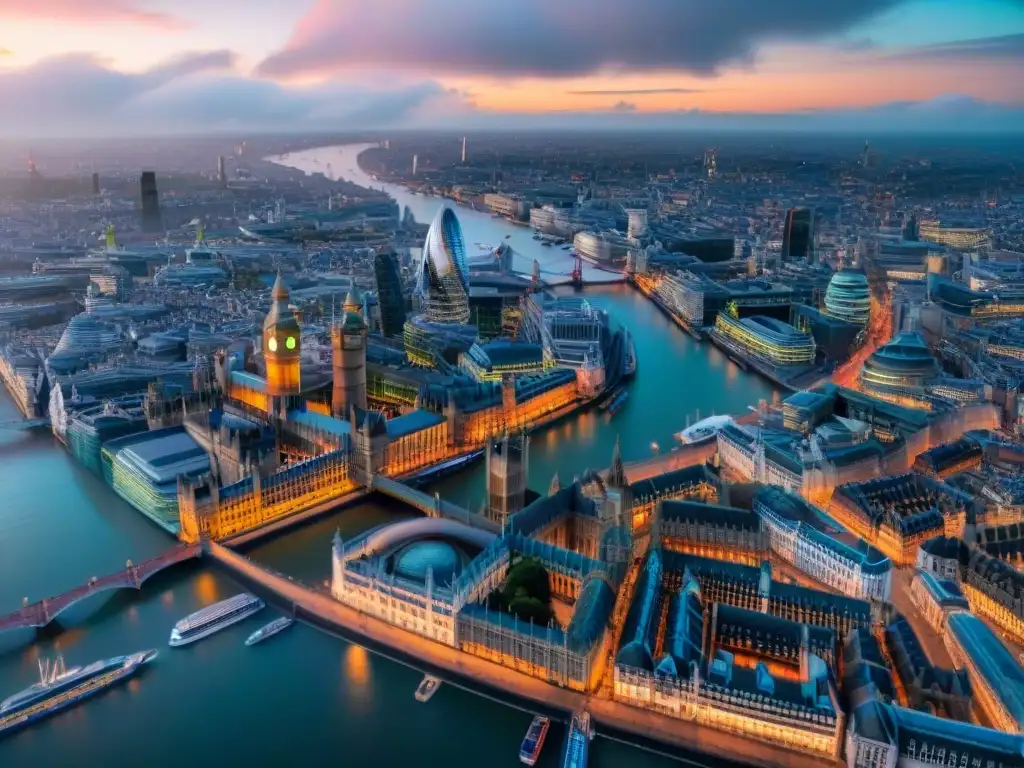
[608,434,626,488]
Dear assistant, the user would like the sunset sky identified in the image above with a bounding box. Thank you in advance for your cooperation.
[0,0,1023,134]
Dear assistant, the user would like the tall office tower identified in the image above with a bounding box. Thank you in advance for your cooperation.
[331,293,368,418]
[485,431,528,524]
[461,136,467,164]
[139,171,163,233]
[861,141,870,169]
[217,155,227,187]
[417,206,470,324]
[374,251,407,338]
[91,173,100,196]
[412,154,418,176]
[902,214,920,242]
[781,207,814,262]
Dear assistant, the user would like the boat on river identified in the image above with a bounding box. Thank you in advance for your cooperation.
[606,389,629,415]
[414,675,440,702]
[675,415,734,446]
[245,616,294,646]
[519,715,550,765]
[170,593,264,647]
[0,650,157,737]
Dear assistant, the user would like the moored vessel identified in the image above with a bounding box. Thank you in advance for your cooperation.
[170,593,264,647]
[0,650,157,737]
[245,616,294,646]
[519,715,550,765]
[414,674,440,702]
[606,389,629,415]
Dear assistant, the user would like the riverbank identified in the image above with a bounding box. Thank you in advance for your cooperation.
[211,541,835,768]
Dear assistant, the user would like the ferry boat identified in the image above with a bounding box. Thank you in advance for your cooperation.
[518,715,550,765]
[0,650,157,737]
[414,675,441,702]
[244,616,293,647]
[169,593,264,647]
[675,415,734,446]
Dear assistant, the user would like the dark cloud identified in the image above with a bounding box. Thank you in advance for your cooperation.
[0,54,460,136]
[259,0,904,78]
[891,33,1024,61]
[567,87,703,96]
[612,101,638,112]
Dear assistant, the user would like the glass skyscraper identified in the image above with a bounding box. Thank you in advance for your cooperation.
[781,207,813,262]
[418,206,470,325]
[374,251,407,338]
[140,171,163,233]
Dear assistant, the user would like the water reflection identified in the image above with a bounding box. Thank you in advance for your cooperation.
[193,571,220,605]
[345,644,372,700]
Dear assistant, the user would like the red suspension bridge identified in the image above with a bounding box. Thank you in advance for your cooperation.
[0,543,201,634]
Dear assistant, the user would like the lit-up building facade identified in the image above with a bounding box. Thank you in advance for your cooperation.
[613,549,848,759]
[417,206,470,325]
[943,611,1024,733]
[823,269,871,326]
[828,473,971,565]
[459,340,551,383]
[755,487,891,601]
[712,311,816,367]
[859,331,940,408]
[919,220,991,251]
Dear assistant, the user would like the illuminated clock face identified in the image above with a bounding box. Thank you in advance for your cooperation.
[286,336,296,350]
[267,337,278,352]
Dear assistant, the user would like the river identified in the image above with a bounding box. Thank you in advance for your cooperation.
[0,144,776,767]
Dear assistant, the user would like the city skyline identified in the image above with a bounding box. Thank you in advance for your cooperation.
[0,0,1023,135]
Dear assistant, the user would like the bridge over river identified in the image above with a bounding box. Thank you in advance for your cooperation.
[0,543,201,634]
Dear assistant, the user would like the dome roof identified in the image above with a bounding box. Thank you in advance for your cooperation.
[393,540,461,585]
[864,331,939,376]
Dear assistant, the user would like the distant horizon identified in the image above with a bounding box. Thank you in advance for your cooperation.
[0,1,1023,135]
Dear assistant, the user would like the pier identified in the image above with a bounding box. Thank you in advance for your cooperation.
[0,543,201,633]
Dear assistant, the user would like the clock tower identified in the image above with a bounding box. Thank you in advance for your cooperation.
[263,272,301,398]
[331,291,368,418]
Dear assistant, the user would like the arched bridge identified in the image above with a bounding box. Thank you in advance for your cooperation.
[0,543,201,634]
[371,475,500,534]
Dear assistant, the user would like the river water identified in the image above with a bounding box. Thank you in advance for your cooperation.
[0,145,776,767]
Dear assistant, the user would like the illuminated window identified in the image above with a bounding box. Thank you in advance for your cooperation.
[268,337,278,352]
[286,336,296,350]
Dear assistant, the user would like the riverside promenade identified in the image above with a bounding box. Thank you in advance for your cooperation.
[209,541,838,768]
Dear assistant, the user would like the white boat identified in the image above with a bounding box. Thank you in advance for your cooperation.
[169,593,264,647]
[244,616,293,647]
[414,674,440,702]
[675,415,734,445]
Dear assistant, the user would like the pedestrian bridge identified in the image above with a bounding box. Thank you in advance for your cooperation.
[371,475,500,534]
[0,543,201,634]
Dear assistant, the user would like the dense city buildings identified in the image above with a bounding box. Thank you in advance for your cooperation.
[3,130,1024,768]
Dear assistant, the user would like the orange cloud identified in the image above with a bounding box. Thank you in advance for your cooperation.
[0,0,187,29]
